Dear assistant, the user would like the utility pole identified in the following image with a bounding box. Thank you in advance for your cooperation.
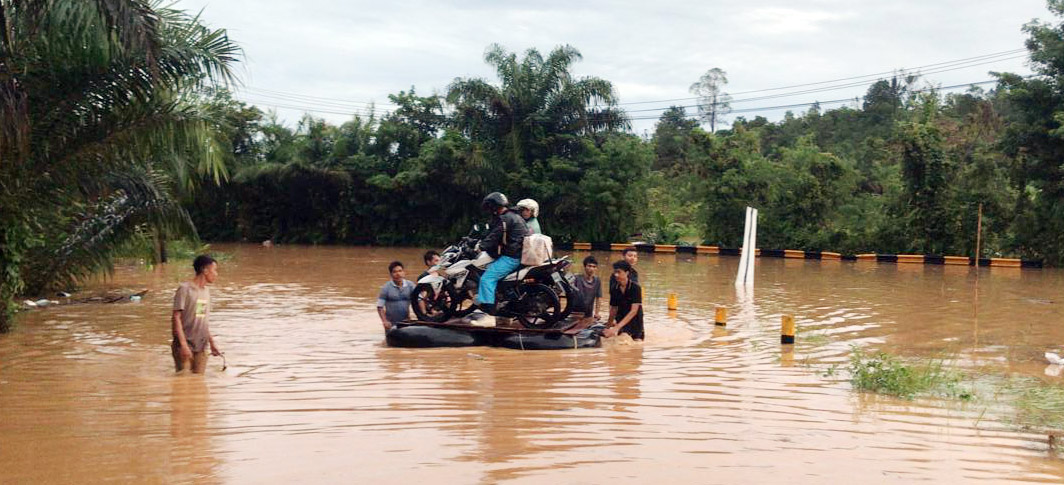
[974,203,983,264]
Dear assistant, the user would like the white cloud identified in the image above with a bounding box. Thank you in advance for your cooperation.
[740,7,850,35]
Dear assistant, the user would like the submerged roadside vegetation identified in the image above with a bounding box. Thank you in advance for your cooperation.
[842,347,1064,435]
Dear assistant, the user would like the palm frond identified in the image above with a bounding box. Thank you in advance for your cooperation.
[25,167,196,293]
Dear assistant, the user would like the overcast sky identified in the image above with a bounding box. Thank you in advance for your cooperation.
[177,0,1051,135]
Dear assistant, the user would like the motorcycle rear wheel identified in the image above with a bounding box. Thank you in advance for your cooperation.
[515,283,562,329]
[451,285,477,318]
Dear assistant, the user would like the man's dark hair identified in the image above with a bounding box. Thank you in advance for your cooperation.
[583,256,598,267]
[388,261,404,273]
[193,255,216,275]
[423,250,440,265]
[612,260,632,273]
[622,246,638,256]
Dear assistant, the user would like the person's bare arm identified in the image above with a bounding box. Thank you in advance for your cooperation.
[604,304,639,338]
[377,307,392,331]
[172,310,192,360]
[208,332,221,356]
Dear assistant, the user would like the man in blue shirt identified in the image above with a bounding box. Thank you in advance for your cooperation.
[377,261,415,331]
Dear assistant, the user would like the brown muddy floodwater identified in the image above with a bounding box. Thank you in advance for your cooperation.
[2,244,1064,484]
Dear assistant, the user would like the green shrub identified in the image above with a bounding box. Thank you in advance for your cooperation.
[849,347,970,400]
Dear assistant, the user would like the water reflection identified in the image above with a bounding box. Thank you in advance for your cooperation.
[169,375,219,483]
[1,244,1063,483]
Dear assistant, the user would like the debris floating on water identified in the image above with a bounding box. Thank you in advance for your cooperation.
[1046,352,1064,366]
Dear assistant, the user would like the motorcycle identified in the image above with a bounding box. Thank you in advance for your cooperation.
[412,226,573,329]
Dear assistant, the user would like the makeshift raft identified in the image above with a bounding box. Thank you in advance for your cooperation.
[386,313,603,350]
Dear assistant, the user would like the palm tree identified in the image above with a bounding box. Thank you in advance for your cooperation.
[0,0,240,331]
[447,44,628,172]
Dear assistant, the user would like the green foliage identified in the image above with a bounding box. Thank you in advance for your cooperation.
[1008,378,1064,430]
[186,45,641,246]
[0,0,240,328]
[897,100,954,254]
[849,347,969,400]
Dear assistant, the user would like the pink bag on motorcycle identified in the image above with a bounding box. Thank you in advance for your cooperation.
[521,234,553,266]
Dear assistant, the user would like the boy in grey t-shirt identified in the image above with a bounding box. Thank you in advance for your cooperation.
[172,255,222,373]
[571,256,602,320]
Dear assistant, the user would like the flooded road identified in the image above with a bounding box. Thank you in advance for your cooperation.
[2,245,1063,483]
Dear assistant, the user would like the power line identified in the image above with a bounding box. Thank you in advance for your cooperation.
[623,53,1028,114]
[232,48,1028,124]
[234,48,1027,123]
[238,92,394,112]
[621,78,1002,122]
[239,98,390,118]
[245,77,1004,124]
[240,97,389,117]
[239,86,398,108]
[616,48,1026,106]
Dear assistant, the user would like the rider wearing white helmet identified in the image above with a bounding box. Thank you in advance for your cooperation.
[515,198,541,235]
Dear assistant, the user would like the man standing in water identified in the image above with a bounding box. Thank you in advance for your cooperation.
[571,256,603,320]
[172,255,222,373]
[377,261,415,331]
[605,260,644,341]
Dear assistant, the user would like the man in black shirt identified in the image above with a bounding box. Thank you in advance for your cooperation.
[608,246,639,290]
[605,260,644,340]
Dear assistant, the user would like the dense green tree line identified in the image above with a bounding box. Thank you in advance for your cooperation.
[187,44,647,247]
[7,0,1064,333]
[188,1,1064,265]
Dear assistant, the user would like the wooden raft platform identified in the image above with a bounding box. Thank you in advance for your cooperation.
[386,314,603,350]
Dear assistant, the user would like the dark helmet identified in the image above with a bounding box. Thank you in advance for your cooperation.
[481,192,508,212]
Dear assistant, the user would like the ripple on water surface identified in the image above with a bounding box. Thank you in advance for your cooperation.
[1,245,1063,483]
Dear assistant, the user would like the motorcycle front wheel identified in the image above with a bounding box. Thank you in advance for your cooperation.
[411,283,456,323]
[515,283,562,329]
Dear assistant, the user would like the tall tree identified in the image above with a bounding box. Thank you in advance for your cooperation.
[897,96,954,254]
[994,0,1064,262]
[690,67,732,132]
[447,43,628,174]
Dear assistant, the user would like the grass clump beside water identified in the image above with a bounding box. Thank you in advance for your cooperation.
[1008,379,1064,430]
[849,347,972,401]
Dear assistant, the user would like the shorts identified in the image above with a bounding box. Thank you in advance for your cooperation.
[172,339,208,373]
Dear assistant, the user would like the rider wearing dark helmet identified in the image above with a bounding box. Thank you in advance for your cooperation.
[476,192,528,314]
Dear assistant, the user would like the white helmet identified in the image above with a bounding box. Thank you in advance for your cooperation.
[515,199,539,218]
